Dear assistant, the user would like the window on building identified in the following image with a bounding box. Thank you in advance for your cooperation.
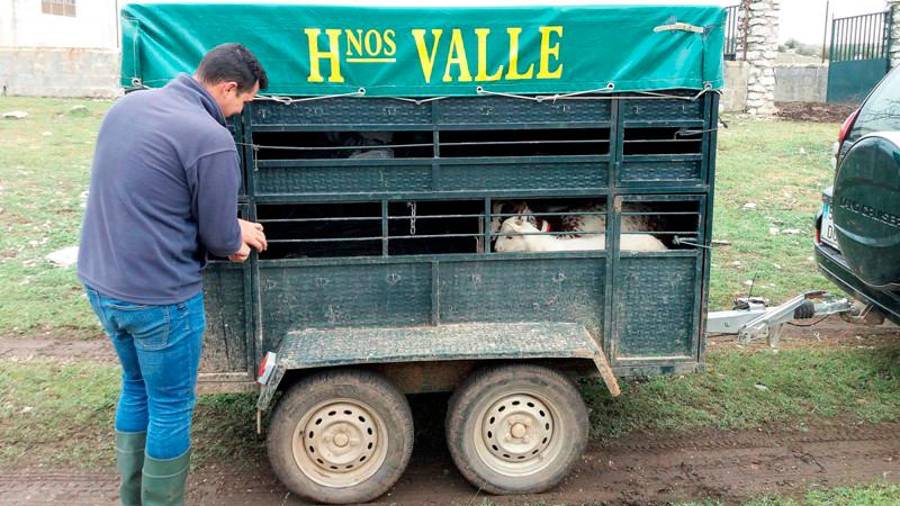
[41,0,76,17]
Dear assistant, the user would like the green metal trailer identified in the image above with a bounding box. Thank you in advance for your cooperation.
[123,3,728,503]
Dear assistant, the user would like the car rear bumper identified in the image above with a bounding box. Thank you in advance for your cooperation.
[815,242,900,325]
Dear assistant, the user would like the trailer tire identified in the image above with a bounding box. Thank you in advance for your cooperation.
[445,364,588,495]
[267,369,414,505]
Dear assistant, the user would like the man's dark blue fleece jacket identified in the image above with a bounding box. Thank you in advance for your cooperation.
[78,74,243,305]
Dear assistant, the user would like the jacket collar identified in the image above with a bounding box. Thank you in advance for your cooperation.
[166,73,226,125]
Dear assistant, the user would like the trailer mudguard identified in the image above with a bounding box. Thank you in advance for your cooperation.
[256,322,619,410]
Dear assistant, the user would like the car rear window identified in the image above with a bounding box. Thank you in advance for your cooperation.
[849,67,900,143]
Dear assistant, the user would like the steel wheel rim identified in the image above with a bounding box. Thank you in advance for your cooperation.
[472,390,562,477]
[291,398,388,488]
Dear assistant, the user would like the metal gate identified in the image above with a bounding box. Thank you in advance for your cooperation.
[723,3,744,61]
[827,10,891,103]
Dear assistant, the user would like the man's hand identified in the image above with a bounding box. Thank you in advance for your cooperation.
[239,218,267,252]
[228,242,251,263]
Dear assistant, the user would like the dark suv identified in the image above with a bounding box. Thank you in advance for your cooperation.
[815,67,900,325]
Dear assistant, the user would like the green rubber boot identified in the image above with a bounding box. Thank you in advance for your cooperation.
[141,449,191,506]
[115,431,146,506]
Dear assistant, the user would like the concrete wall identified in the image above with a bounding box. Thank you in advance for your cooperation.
[0,0,120,49]
[721,60,749,112]
[774,64,827,103]
[0,47,120,98]
[723,61,831,111]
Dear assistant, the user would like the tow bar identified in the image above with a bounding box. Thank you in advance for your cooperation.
[707,291,854,347]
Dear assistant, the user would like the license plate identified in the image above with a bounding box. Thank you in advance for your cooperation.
[821,202,840,249]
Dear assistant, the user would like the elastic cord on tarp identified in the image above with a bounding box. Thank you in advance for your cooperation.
[126,79,717,104]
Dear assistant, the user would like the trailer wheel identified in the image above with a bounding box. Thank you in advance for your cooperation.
[445,364,588,495]
[267,369,414,505]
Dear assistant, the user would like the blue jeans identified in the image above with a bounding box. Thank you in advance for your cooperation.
[85,286,205,460]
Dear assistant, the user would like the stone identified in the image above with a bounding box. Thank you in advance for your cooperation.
[46,246,79,268]
[742,0,780,115]
[2,111,28,119]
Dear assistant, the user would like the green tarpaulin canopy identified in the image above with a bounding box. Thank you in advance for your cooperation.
[121,3,726,97]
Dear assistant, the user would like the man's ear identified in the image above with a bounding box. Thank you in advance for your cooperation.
[222,81,239,95]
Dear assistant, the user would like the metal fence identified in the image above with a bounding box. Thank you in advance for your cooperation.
[724,3,745,61]
[829,11,890,63]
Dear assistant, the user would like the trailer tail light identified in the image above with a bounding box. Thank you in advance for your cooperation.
[257,351,277,385]
[838,109,859,146]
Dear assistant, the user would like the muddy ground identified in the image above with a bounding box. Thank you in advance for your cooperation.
[775,102,857,123]
[2,420,897,506]
[1,318,897,505]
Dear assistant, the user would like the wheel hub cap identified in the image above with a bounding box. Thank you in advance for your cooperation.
[303,402,378,474]
[482,394,554,463]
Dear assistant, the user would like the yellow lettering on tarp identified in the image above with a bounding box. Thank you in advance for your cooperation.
[384,29,397,56]
[304,28,344,83]
[345,29,363,57]
[365,29,383,55]
[443,29,473,82]
[412,28,444,84]
[504,27,533,80]
[537,26,563,79]
[305,25,562,86]
[474,28,503,81]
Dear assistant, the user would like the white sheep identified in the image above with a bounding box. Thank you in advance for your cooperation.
[619,233,668,252]
[495,217,605,252]
[490,200,656,240]
[562,203,658,235]
[494,217,667,253]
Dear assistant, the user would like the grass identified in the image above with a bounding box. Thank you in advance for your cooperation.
[0,97,107,335]
[581,345,899,439]
[473,482,900,505]
[2,343,896,472]
[678,482,900,505]
[0,359,263,471]
[710,116,838,309]
[0,97,842,335]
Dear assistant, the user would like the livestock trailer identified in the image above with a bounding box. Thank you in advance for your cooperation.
[122,3,726,503]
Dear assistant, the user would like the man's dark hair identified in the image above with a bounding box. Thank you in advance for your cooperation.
[197,43,268,93]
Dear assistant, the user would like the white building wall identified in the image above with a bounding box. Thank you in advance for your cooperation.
[0,0,120,49]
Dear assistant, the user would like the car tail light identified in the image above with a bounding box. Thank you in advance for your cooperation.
[838,109,859,146]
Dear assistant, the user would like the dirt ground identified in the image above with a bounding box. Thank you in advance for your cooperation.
[775,102,857,123]
[1,420,896,505]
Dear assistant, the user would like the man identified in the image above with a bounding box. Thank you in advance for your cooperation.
[77,44,268,506]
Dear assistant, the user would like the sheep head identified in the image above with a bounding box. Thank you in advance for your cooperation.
[494,216,548,253]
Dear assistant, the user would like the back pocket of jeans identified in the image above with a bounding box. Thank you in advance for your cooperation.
[122,306,170,351]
